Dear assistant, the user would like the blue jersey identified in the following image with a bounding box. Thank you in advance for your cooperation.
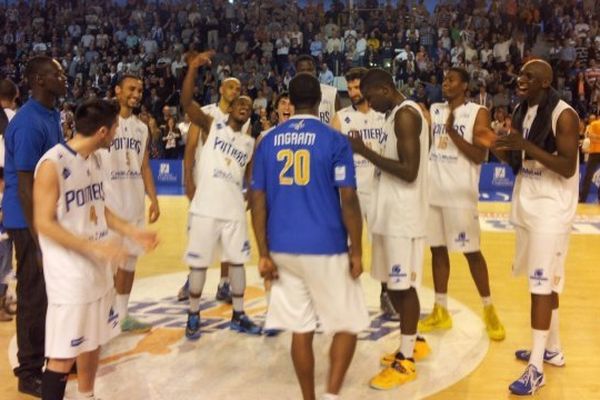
[251,115,356,254]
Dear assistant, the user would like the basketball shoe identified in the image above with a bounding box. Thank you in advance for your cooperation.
[515,349,565,367]
[230,312,262,335]
[370,354,416,390]
[121,316,151,334]
[380,336,431,367]
[418,304,452,332]
[509,364,545,395]
[186,312,201,340]
[483,304,505,341]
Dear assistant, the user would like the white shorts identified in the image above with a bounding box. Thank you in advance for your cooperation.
[358,191,372,223]
[513,227,569,295]
[184,214,250,267]
[45,290,120,359]
[266,253,370,334]
[427,206,481,253]
[371,234,425,290]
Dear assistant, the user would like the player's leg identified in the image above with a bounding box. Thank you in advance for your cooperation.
[510,231,568,395]
[420,206,452,332]
[0,238,13,321]
[114,255,150,333]
[216,261,232,303]
[326,332,356,398]
[292,332,316,400]
[370,237,424,390]
[74,347,101,398]
[183,215,218,340]
[42,358,75,400]
[224,221,261,334]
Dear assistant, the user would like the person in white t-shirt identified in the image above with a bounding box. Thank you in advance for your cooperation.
[494,59,580,396]
[34,99,157,400]
[420,67,505,341]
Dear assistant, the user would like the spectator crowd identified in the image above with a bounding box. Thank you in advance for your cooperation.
[0,0,599,159]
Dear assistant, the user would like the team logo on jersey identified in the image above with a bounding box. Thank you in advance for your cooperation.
[89,206,98,225]
[290,120,305,131]
[530,268,549,286]
[62,167,71,180]
[344,116,351,124]
[454,232,470,247]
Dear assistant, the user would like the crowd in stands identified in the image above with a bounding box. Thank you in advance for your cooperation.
[1,0,599,159]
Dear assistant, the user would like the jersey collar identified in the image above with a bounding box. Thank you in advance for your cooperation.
[289,114,320,121]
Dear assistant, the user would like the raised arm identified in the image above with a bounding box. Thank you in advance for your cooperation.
[181,50,216,132]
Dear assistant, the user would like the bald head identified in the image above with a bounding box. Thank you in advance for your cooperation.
[523,59,553,85]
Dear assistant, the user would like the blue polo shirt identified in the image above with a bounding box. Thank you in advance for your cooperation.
[2,99,63,229]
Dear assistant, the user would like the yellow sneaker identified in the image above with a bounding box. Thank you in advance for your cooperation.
[370,358,417,390]
[483,304,505,341]
[417,304,452,333]
[380,336,431,367]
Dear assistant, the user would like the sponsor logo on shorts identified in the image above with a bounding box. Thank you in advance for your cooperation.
[70,336,85,347]
[108,307,119,328]
[530,268,549,286]
[187,252,202,259]
[455,232,470,247]
[241,241,251,255]
[389,264,407,283]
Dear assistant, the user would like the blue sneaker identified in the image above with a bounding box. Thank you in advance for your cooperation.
[515,349,565,367]
[185,312,201,340]
[230,313,262,335]
[177,278,189,301]
[216,282,232,303]
[263,328,283,337]
[509,364,545,396]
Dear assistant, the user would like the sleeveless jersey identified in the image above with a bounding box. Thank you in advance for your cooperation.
[36,144,112,304]
[429,102,484,209]
[370,100,430,238]
[319,83,338,124]
[194,103,251,181]
[510,100,579,234]
[337,106,386,194]
[189,120,255,221]
[99,114,148,222]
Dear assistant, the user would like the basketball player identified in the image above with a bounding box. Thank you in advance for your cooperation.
[181,51,261,339]
[494,60,579,395]
[251,72,369,400]
[178,73,251,303]
[295,55,340,124]
[34,99,158,400]
[99,74,160,334]
[348,68,429,390]
[331,67,399,321]
[420,67,505,341]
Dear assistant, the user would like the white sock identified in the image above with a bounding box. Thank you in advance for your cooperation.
[115,294,130,320]
[546,309,561,352]
[322,394,339,400]
[189,268,207,313]
[219,276,229,286]
[529,329,549,371]
[434,293,447,309]
[481,296,493,307]
[229,264,246,313]
[76,390,94,399]
[400,334,416,359]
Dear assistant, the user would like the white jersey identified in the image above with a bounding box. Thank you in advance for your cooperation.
[189,120,255,221]
[429,102,484,209]
[36,144,112,304]
[98,114,148,222]
[319,83,338,124]
[510,100,579,234]
[194,103,251,181]
[336,106,386,194]
[0,108,16,169]
[370,100,430,238]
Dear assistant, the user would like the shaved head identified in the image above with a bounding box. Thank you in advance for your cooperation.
[523,59,553,84]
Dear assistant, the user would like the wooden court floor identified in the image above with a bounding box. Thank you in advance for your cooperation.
[1,197,599,399]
